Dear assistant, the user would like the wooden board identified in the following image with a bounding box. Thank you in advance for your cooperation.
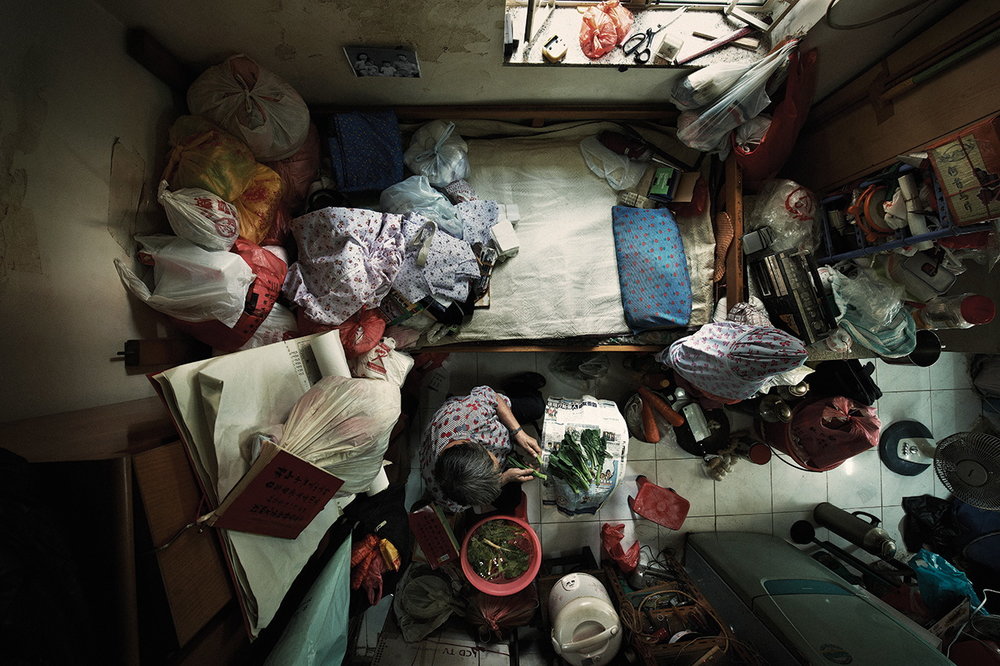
[133,442,233,647]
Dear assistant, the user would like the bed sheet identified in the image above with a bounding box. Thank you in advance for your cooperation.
[426,121,714,343]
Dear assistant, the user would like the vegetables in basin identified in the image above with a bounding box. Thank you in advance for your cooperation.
[466,519,533,582]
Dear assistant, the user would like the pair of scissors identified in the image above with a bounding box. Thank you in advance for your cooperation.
[621,7,686,64]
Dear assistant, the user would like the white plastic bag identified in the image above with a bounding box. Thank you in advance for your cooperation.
[746,178,819,254]
[670,61,752,110]
[404,120,470,187]
[676,41,797,154]
[157,180,239,251]
[237,302,298,350]
[579,136,646,191]
[349,338,414,387]
[187,54,310,161]
[114,235,254,326]
[264,375,401,494]
[380,175,463,237]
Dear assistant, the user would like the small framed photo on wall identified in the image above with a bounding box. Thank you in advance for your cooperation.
[345,46,421,78]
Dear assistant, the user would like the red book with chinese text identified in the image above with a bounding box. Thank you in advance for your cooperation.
[200,438,345,540]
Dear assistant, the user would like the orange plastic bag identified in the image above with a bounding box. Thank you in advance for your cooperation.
[163,115,257,202]
[580,0,634,59]
[233,163,285,245]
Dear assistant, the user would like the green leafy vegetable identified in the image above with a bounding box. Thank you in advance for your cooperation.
[508,454,547,479]
[466,520,532,581]
[546,428,608,494]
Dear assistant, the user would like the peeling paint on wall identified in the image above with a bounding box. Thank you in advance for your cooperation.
[0,52,48,284]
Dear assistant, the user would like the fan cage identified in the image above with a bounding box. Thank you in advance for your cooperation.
[934,432,1000,510]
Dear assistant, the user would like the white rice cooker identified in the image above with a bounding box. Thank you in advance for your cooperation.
[548,572,622,666]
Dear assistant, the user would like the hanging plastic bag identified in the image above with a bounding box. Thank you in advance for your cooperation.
[548,353,610,392]
[579,136,646,191]
[670,61,752,110]
[677,41,798,154]
[403,120,469,187]
[380,175,463,237]
[187,54,310,161]
[157,180,239,251]
[258,375,401,494]
[580,0,634,59]
[114,235,254,327]
[746,178,819,254]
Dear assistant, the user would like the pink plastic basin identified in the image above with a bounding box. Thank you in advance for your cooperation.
[460,515,541,596]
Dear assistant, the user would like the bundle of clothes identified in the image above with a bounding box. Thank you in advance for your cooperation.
[115,54,518,359]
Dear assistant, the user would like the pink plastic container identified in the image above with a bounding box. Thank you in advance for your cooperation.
[460,515,541,596]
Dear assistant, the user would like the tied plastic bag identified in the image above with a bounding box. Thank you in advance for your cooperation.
[404,120,470,187]
[828,264,916,358]
[187,54,310,161]
[467,588,538,643]
[350,338,414,387]
[380,175,463,237]
[579,136,646,191]
[580,0,634,59]
[677,40,798,155]
[258,375,401,495]
[114,235,254,327]
[746,178,819,254]
[232,162,285,245]
[157,180,239,251]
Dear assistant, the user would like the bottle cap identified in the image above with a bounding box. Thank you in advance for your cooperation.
[961,294,996,325]
[748,443,772,465]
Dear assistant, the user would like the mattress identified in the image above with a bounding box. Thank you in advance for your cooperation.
[420,120,714,343]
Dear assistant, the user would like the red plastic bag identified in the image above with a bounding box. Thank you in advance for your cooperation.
[733,49,819,189]
[580,0,634,59]
[169,238,288,352]
[601,522,640,573]
[467,587,538,641]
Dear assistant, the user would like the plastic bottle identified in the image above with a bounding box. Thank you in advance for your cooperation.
[912,293,996,329]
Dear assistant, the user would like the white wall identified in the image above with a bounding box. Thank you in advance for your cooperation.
[0,0,175,421]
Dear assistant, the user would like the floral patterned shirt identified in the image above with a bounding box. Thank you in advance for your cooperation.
[419,386,512,512]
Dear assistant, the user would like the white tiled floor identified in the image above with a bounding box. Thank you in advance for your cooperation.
[392,350,983,618]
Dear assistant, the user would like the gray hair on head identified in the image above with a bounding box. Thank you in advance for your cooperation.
[435,441,501,507]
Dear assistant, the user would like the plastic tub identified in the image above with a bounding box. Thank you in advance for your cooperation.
[461,515,541,596]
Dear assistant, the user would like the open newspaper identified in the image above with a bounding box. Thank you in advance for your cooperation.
[540,395,630,517]
[152,331,352,636]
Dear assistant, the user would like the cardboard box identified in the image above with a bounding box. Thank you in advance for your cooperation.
[926,114,1000,226]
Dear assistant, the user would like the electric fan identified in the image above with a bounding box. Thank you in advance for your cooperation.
[879,421,1000,510]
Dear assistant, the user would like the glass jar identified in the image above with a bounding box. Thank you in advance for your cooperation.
[913,293,996,329]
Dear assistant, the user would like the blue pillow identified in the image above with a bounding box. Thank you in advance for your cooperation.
[612,206,692,332]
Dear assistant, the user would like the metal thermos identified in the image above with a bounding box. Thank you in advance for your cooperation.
[814,502,897,559]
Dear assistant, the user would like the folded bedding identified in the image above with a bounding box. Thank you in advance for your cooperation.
[612,206,692,332]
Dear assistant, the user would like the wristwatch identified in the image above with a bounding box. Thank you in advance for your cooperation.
[509,426,523,436]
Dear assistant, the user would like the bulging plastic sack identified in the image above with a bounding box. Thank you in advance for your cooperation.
[263,375,401,495]
[380,175,463,237]
[349,337,414,387]
[747,178,819,254]
[232,162,285,245]
[157,180,239,251]
[114,235,255,327]
[677,41,797,155]
[187,54,310,162]
[403,120,469,187]
[670,61,752,110]
[579,136,646,191]
[580,0,634,59]
[164,115,258,202]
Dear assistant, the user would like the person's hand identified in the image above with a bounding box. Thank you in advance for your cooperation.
[514,430,542,458]
[500,467,536,486]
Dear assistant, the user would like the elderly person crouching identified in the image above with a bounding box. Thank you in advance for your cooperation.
[420,379,544,513]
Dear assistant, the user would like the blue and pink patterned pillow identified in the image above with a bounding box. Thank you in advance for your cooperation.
[612,206,692,332]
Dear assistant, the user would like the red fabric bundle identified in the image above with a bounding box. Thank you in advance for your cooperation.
[733,48,819,189]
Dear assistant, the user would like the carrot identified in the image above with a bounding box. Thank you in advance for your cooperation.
[641,399,660,443]
[638,386,685,427]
